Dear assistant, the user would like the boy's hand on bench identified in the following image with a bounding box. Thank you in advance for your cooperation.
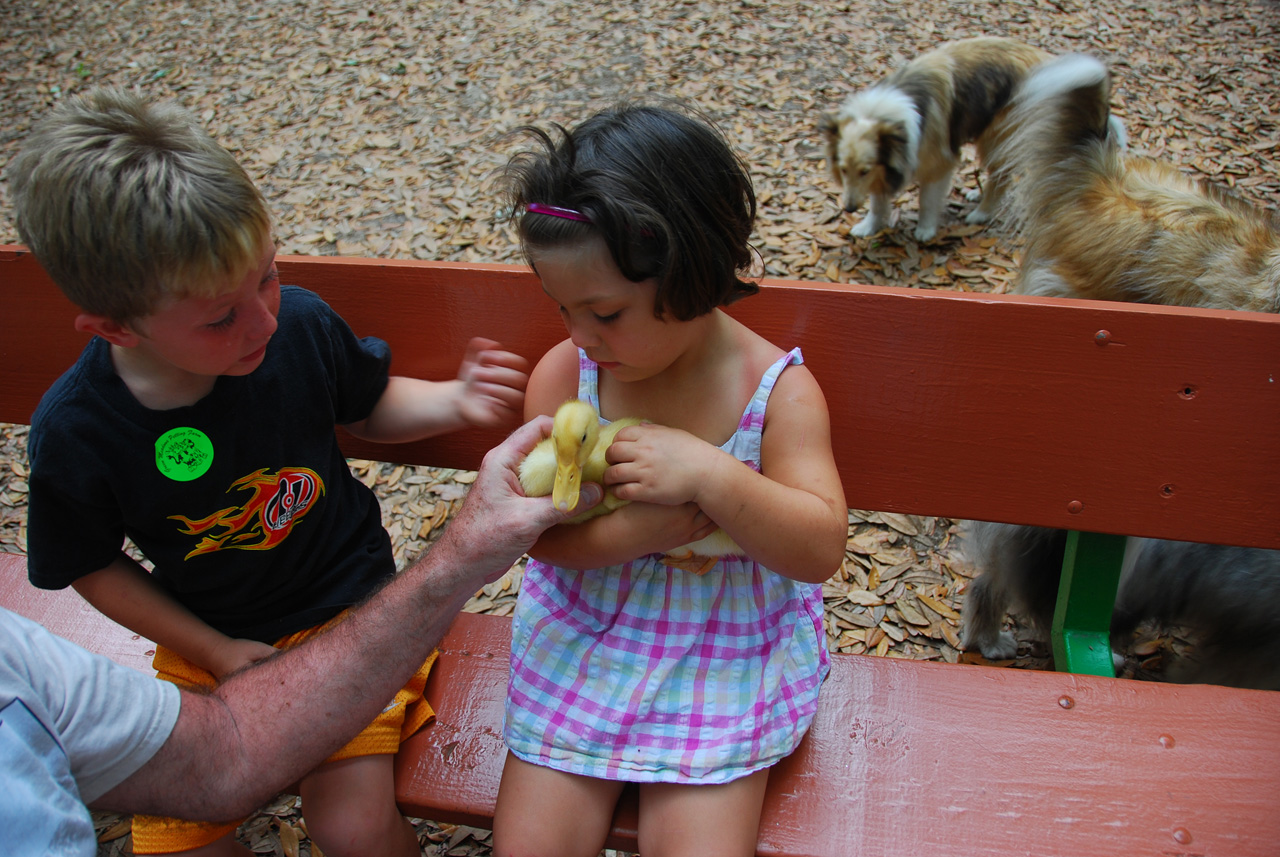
[208,637,278,680]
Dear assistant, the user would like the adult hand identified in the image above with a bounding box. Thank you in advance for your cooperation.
[433,416,603,585]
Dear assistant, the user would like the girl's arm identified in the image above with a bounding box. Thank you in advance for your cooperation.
[528,500,717,569]
[607,365,847,583]
[520,340,716,569]
[345,337,529,442]
[72,555,275,678]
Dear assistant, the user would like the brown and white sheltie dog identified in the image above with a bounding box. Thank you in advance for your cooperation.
[819,37,1050,242]
[990,53,1280,311]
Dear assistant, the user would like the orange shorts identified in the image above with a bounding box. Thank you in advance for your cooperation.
[130,611,437,855]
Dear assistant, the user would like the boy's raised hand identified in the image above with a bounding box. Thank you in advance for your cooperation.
[455,337,529,428]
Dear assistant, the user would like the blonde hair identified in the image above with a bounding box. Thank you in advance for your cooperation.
[8,87,271,322]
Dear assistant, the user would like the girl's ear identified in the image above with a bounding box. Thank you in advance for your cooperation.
[74,313,142,347]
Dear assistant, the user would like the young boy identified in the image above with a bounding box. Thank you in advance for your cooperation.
[9,87,528,857]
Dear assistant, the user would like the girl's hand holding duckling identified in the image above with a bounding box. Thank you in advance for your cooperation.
[604,422,730,509]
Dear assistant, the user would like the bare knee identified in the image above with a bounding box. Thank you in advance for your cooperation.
[300,757,416,857]
[637,771,768,857]
[493,752,622,857]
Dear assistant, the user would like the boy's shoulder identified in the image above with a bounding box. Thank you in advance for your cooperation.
[29,338,111,442]
[276,284,334,330]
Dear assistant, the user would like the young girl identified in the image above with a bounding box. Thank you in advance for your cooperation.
[493,104,848,857]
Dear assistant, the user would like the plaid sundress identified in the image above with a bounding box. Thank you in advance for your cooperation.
[504,347,830,784]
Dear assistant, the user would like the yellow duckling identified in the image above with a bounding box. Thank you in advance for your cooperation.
[519,399,642,524]
[519,399,743,572]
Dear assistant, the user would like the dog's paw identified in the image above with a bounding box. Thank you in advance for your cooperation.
[964,209,992,225]
[912,223,939,242]
[964,630,1017,660]
[851,217,886,238]
[964,188,983,203]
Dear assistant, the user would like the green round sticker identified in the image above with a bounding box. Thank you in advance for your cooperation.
[155,427,214,482]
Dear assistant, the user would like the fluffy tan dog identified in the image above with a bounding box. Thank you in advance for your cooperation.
[820,37,1050,242]
[989,53,1280,311]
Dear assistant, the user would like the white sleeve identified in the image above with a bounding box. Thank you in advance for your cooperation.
[0,609,181,803]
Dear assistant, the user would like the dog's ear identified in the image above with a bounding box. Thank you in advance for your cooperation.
[818,112,840,141]
[819,113,842,183]
[876,120,914,193]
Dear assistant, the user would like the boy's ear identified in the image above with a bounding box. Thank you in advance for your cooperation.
[74,313,142,347]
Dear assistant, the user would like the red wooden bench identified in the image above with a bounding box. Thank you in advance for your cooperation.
[3,245,1279,855]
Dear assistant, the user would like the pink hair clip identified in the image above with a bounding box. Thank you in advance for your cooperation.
[527,203,590,223]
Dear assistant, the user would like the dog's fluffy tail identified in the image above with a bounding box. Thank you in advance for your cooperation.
[989,54,1126,235]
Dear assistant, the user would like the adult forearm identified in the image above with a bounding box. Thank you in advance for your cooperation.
[210,543,483,814]
[93,540,481,820]
[93,417,589,821]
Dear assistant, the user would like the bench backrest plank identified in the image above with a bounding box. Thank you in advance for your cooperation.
[5,246,1277,547]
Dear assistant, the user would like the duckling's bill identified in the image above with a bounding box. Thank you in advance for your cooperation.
[552,461,584,512]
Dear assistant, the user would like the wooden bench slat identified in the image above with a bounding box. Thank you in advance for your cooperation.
[400,611,1280,856]
[7,556,1280,855]
[0,553,156,672]
[5,247,1278,548]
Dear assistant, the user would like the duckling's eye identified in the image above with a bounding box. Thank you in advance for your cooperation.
[581,432,588,443]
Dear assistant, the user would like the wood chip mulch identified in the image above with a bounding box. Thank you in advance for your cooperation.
[1,0,1276,854]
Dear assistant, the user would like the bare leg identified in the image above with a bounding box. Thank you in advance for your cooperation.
[493,751,626,857]
[300,755,419,857]
[636,769,769,857]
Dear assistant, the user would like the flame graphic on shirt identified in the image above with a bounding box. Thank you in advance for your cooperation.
[170,467,325,559]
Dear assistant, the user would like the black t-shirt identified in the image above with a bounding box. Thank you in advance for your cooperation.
[27,286,395,643]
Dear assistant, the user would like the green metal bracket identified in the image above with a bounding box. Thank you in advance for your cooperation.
[1051,530,1128,677]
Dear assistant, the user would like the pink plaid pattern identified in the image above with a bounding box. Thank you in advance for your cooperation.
[505,348,829,783]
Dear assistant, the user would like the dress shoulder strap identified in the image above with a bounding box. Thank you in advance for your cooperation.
[575,349,602,416]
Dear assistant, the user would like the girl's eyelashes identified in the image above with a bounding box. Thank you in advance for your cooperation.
[557,305,621,323]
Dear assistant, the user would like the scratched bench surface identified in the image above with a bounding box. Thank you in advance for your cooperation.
[401,611,1280,856]
[4,247,1279,548]
[0,553,157,671]
[5,556,1277,856]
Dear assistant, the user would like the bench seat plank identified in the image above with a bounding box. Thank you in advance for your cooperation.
[0,552,156,672]
[400,611,1280,856]
[10,557,1277,854]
